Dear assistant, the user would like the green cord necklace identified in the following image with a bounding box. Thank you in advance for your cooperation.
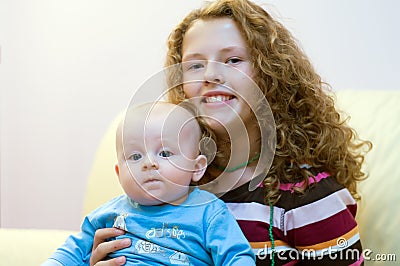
[212,153,260,172]
[269,202,275,265]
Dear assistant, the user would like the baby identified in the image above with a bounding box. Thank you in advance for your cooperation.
[43,101,255,265]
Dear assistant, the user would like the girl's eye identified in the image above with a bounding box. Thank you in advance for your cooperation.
[226,57,242,65]
[159,150,173,158]
[128,153,142,161]
[184,61,205,71]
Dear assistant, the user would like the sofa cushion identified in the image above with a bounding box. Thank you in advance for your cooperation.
[336,90,400,261]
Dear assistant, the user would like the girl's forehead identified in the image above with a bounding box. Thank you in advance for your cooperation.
[183,18,247,50]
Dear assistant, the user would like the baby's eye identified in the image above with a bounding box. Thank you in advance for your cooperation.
[159,150,173,158]
[128,153,142,161]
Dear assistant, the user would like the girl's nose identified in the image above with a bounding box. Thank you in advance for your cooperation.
[204,61,225,85]
[141,156,159,171]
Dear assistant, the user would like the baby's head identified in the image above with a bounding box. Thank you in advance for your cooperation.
[115,101,208,206]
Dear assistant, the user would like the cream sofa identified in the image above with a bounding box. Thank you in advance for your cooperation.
[1,90,399,265]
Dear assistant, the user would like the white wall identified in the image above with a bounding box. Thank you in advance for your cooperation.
[1,0,399,230]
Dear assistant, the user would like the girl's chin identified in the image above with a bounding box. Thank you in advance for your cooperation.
[203,116,244,136]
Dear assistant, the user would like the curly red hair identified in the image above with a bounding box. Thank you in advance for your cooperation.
[165,0,372,204]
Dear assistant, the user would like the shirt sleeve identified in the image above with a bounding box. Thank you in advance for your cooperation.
[40,258,64,266]
[205,203,256,265]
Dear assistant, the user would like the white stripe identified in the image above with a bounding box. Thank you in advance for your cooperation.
[284,188,356,232]
[226,202,284,229]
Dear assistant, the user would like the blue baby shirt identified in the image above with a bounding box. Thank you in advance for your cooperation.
[45,188,255,265]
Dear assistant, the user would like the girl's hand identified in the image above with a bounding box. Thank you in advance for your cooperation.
[90,228,131,266]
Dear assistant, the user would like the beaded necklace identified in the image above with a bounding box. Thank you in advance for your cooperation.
[269,202,275,265]
[212,153,261,172]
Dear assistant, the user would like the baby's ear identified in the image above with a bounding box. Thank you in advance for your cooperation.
[115,164,120,176]
[192,155,207,182]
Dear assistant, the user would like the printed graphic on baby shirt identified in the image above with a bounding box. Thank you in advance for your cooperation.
[134,240,163,255]
[131,222,191,263]
[169,251,190,265]
[113,213,128,231]
[145,223,186,239]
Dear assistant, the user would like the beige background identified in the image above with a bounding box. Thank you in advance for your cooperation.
[1,0,399,230]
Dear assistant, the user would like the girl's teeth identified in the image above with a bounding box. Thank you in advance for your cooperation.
[206,95,232,103]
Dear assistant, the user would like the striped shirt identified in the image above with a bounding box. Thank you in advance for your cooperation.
[220,172,364,265]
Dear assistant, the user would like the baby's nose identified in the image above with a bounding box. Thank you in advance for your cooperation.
[141,156,159,171]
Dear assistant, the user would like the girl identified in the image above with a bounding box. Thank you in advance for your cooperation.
[90,0,371,265]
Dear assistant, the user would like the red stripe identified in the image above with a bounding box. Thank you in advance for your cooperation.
[236,220,271,242]
[285,208,358,246]
[282,260,299,266]
[237,220,286,243]
[347,203,357,217]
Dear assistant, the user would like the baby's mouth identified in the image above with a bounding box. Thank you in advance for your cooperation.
[143,177,162,184]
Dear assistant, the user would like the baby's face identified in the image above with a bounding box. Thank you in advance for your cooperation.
[117,103,205,205]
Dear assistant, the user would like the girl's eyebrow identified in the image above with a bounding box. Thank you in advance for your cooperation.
[182,45,248,62]
[182,53,203,62]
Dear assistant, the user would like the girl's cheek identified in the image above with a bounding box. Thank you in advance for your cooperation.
[182,83,199,98]
[183,70,205,84]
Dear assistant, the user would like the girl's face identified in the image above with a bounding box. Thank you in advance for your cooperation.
[181,18,257,135]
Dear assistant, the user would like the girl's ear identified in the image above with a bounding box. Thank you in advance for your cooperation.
[192,154,207,182]
[115,164,120,176]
